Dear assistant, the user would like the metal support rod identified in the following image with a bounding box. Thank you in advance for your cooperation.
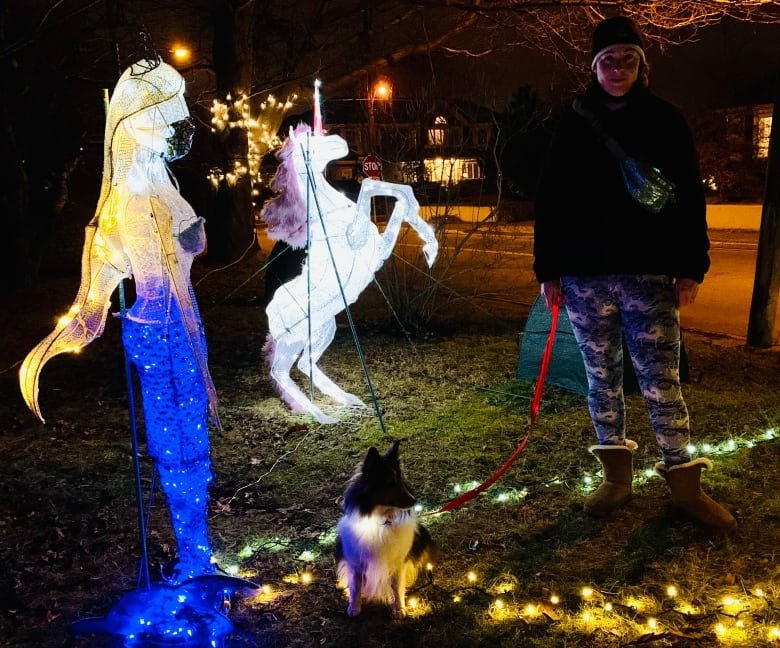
[119,281,151,590]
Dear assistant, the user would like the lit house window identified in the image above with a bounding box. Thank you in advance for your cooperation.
[423,157,483,185]
[428,115,447,146]
[754,108,772,159]
[460,159,481,180]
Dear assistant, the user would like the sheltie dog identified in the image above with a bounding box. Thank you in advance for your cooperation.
[335,441,434,618]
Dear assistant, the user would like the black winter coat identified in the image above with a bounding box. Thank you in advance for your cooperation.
[533,83,709,284]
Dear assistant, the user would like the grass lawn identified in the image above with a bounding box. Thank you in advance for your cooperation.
[1,252,779,647]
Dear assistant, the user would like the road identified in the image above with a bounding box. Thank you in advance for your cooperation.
[418,224,766,341]
[258,223,771,342]
[685,240,759,340]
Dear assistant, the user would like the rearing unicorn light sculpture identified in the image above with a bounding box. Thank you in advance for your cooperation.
[261,89,438,424]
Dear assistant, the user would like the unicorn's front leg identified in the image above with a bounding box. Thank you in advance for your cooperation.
[421,234,439,267]
[394,185,438,267]
[355,180,438,267]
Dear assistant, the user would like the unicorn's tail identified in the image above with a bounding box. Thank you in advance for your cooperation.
[262,333,276,373]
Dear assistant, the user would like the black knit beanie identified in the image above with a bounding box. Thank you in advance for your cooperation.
[591,16,645,69]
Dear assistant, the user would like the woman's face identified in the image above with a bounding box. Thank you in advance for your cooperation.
[594,46,641,97]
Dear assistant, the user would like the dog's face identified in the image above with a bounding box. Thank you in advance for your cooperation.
[354,441,416,514]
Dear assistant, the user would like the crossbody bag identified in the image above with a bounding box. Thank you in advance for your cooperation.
[573,98,676,214]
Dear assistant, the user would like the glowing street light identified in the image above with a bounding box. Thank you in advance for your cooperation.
[372,78,392,102]
[171,44,192,65]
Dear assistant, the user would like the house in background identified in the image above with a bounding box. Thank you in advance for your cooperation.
[289,97,496,204]
[694,89,774,204]
[686,98,773,229]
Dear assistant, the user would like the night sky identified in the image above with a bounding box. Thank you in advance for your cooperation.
[395,17,780,113]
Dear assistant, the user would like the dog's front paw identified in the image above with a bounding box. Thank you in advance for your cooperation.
[347,602,362,617]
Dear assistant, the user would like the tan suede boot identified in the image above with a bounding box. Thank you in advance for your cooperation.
[654,459,737,531]
[584,440,637,516]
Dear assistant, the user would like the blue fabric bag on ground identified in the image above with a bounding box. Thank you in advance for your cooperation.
[518,295,589,395]
[518,295,647,395]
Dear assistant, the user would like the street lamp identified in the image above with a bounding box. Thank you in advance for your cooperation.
[372,78,392,102]
[368,76,393,154]
[170,44,192,65]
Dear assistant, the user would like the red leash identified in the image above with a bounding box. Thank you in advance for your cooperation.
[424,301,560,516]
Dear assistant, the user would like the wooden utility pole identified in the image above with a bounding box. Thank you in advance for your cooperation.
[747,73,780,347]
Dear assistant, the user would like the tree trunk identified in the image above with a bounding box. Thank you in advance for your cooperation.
[747,73,780,347]
[207,0,255,263]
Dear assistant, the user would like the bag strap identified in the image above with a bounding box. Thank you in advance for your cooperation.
[572,98,676,213]
[572,98,628,162]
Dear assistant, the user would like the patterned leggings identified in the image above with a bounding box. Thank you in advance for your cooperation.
[561,275,690,466]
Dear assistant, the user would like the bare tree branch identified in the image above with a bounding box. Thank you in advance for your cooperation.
[0,0,104,59]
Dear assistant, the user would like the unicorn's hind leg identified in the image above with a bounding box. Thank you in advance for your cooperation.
[266,334,338,425]
[297,318,366,409]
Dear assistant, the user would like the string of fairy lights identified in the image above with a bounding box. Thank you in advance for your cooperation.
[207,92,297,207]
[212,426,779,644]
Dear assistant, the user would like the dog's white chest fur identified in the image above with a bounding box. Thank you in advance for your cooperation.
[336,507,418,607]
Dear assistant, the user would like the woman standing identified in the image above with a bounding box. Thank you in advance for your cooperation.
[533,16,735,530]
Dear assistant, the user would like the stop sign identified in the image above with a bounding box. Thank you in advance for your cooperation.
[362,155,382,179]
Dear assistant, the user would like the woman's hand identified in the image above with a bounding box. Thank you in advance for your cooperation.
[675,278,700,307]
[541,280,564,309]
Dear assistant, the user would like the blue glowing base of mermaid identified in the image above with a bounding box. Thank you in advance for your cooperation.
[70,575,256,646]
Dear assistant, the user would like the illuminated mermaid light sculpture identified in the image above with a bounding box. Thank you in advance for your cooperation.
[20,59,219,584]
[260,105,438,424]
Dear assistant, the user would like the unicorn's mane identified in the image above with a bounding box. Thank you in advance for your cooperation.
[259,123,311,249]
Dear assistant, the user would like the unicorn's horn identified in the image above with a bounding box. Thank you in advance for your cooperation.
[313,79,323,135]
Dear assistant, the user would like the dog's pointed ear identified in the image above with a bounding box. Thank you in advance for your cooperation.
[387,440,400,459]
[362,446,381,473]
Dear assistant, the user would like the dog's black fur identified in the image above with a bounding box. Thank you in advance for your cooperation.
[335,441,433,617]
